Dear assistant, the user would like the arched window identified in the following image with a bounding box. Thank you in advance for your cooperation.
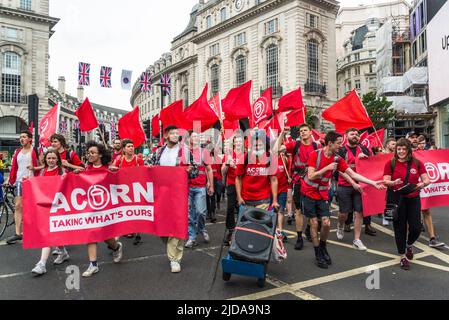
[307,40,319,86]
[235,55,247,86]
[1,52,22,103]
[210,64,220,96]
[266,45,279,94]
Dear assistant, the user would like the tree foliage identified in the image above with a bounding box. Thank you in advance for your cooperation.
[362,92,396,129]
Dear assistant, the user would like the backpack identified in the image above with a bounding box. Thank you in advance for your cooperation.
[338,144,370,160]
[293,141,319,157]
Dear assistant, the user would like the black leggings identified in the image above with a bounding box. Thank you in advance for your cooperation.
[225,184,238,230]
[393,196,422,255]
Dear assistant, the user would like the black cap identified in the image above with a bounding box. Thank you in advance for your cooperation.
[406,131,418,139]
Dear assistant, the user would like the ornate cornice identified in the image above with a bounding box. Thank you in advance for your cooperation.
[0,6,59,28]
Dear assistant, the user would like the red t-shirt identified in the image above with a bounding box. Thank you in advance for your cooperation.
[225,152,245,186]
[113,155,144,168]
[112,151,122,163]
[41,167,66,177]
[285,140,319,185]
[189,148,208,188]
[236,156,275,201]
[85,165,109,172]
[212,164,222,180]
[276,156,289,194]
[301,151,349,201]
[60,150,83,167]
[383,159,426,198]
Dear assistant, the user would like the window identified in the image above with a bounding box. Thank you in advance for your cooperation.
[266,45,279,93]
[354,53,360,61]
[421,31,427,54]
[210,43,220,56]
[355,80,361,91]
[235,32,246,47]
[354,66,360,76]
[369,77,376,88]
[346,81,352,92]
[307,40,319,85]
[1,52,22,103]
[369,50,375,58]
[220,8,227,22]
[5,27,19,41]
[307,13,319,29]
[369,63,376,73]
[182,89,188,110]
[235,55,247,86]
[20,0,32,10]
[206,15,212,29]
[265,19,278,35]
[210,65,220,96]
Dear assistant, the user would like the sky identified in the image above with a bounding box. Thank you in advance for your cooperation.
[48,0,407,111]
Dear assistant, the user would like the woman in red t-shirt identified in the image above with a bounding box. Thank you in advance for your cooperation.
[78,141,124,278]
[383,138,430,270]
[31,150,69,276]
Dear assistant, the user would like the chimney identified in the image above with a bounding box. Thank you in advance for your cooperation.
[77,86,84,102]
[58,76,66,95]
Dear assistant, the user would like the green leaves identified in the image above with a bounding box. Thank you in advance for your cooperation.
[362,92,396,129]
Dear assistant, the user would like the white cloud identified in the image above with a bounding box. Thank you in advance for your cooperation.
[49,0,197,112]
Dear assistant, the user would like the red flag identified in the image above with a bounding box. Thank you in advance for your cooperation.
[208,94,223,120]
[285,107,307,127]
[263,114,282,141]
[75,97,99,132]
[151,114,160,138]
[222,80,252,121]
[277,88,305,113]
[322,90,373,134]
[118,107,146,148]
[361,129,385,149]
[223,119,240,140]
[184,84,219,132]
[160,100,191,130]
[312,129,325,144]
[39,104,59,147]
[251,88,273,126]
[359,130,369,143]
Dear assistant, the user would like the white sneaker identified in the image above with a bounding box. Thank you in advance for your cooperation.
[185,239,197,248]
[32,262,47,276]
[170,261,181,273]
[353,239,368,251]
[53,251,69,265]
[202,230,210,243]
[52,247,62,256]
[82,264,99,277]
[112,242,123,263]
[336,225,344,240]
[382,218,390,226]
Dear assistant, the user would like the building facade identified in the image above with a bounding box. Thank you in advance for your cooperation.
[335,0,411,99]
[50,77,127,154]
[131,0,340,132]
[0,0,59,155]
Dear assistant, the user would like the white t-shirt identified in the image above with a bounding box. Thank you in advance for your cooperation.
[16,151,32,183]
[159,145,180,167]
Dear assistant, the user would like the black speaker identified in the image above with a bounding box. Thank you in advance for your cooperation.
[229,208,277,263]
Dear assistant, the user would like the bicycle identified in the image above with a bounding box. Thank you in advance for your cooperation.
[0,185,16,239]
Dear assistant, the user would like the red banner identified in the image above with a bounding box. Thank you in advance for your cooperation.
[357,150,449,216]
[22,167,188,249]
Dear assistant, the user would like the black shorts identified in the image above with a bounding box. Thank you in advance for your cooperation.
[293,184,303,210]
[302,196,331,219]
[337,185,363,214]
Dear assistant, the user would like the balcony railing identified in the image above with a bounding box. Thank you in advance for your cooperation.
[304,81,327,96]
[261,83,283,97]
[0,95,28,104]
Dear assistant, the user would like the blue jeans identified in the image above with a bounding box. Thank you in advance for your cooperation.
[188,187,207,241]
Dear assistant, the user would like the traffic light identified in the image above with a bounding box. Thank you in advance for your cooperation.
[143,120,151,139]
[73,128,79,143]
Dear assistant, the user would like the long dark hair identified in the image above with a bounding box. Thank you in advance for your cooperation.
[43,149,62,168]
[394,138,413,162]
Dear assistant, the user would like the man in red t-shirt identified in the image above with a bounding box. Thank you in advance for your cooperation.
[112,139,123,163]
[277,124,320,250]
[236,130,279,211]
[111,139,144,169]
[302,131,384,269]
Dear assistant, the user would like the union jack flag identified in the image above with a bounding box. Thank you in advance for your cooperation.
[59,119,67,134]
[78,62,90,86]
[73,120,80,130]
[160,74,172,96]
[100,66,112,88]
[139,71,152,93]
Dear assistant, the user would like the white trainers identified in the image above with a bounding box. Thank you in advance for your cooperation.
[202,230,210,243]
[336,225,344,240]
[82,264,99,277]
[52,247,62,256]
[353,239,368,251]
[31,262,47,276]
[382,217,390,226]
[185,239,197,248]
[170,261,181,273]
[53,251,70,265]
[112,242,123,263]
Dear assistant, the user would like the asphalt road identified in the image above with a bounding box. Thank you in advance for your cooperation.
[1,198,449,300]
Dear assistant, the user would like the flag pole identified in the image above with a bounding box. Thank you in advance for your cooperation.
[355,90,384,150]
[280,152,291,181]
[97,126,107,146]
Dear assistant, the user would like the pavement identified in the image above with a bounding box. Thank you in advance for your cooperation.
[1,199,449,300]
